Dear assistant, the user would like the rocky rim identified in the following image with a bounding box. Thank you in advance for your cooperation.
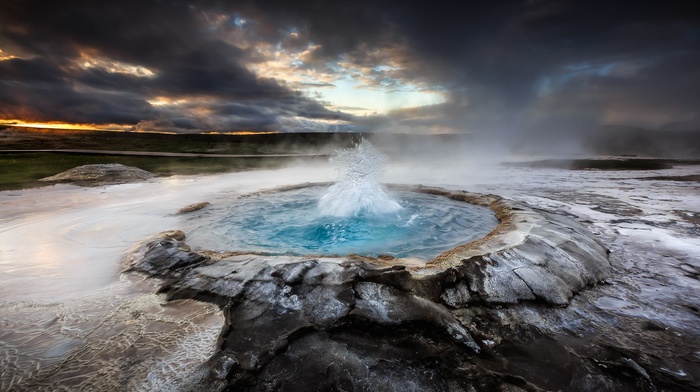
[123,186,617,391]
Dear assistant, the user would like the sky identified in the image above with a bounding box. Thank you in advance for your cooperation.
[1,0,699,141]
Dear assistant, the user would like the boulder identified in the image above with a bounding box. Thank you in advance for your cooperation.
[39,163,154,186]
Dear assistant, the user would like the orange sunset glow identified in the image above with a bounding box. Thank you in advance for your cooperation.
[0,120,128,132]
[0,120,283,135]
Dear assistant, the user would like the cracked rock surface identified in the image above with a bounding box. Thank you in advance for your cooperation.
[125,188,617,391]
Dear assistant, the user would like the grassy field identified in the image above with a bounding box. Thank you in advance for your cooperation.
[0,127,480,190]
[0,152,320,191]
[0,127,363,154]
[0,127,359,190]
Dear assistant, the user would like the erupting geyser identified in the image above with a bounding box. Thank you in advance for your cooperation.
[184,140,498,260]
[317,139,401,217]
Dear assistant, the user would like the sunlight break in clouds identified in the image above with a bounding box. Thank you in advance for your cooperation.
[218,13,447,116]
[75,51,157,78]
[0,48,17,61]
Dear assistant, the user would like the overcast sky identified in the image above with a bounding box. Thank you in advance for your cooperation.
[1,0,698,138]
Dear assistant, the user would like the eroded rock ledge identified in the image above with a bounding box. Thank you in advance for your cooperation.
[124,187,611,391]
[420,187,611,306]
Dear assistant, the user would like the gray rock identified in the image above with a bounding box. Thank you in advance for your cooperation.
[123,230,206,278]
[178,202,211,213]
[124,187,614,390]
[427,192,611,306]
[40,163,154,186]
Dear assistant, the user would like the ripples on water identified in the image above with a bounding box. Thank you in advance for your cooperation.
[185,187,499,260]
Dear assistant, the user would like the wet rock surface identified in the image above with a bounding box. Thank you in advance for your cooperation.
[178,202,211,213]
[422,188,611,306]
[124,189,643,391]
[39,163,154,186]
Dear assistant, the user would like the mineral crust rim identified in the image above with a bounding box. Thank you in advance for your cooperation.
[128,184,611,307]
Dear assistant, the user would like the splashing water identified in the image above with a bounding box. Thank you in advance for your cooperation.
[318,139,401,217]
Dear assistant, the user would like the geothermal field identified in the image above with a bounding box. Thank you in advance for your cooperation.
[1,136,698,391]
[2,2,700,390]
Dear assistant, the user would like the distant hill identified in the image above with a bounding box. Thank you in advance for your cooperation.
[0,127,474,156]
[659,119,700,132]
[3,125,697,158]
[584,125,700,158]
[0,127,366,154]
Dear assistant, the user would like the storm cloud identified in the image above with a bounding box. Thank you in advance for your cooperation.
[1,0,698,144]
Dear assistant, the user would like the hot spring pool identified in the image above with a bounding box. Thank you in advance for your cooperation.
[184,186,499,260]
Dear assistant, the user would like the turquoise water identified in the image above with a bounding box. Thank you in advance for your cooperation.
[185,187,499,260]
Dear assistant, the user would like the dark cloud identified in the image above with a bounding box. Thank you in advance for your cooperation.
[0,56,154,124]
[0,0,350,131]
[0,0,698,142]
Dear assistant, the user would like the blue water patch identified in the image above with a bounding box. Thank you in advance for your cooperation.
[184,187,499,260]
